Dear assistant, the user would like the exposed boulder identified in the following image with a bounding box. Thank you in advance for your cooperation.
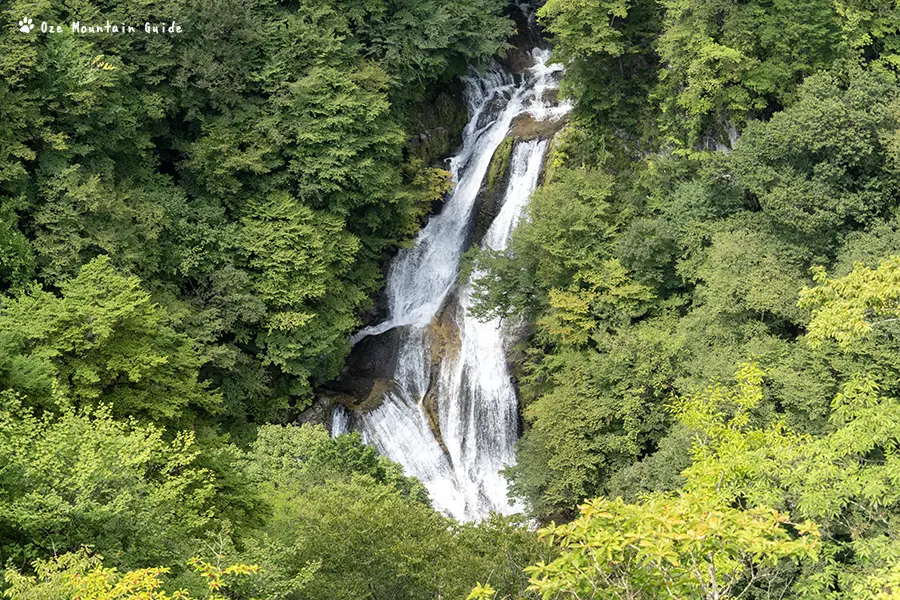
[509,113,568,141]
[323,327,405,412]
[346,327,402,380]
[428,300,462,365]
[297,392,347,430]
[500,48,536,75]
[498,2,545,74]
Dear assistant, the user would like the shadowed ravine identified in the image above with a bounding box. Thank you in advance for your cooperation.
[332,46,570,521]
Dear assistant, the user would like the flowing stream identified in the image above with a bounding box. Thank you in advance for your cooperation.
[334,48,569,521]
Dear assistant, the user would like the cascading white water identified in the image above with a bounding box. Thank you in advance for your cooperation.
[331,404,351,437]
[435,138,549,517]
[335,49,569,521]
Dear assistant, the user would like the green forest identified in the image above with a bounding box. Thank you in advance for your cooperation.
[1,0,900,598]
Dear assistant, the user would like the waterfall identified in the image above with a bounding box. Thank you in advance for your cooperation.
[434,138,549,516]
[335,49,569,521]
[330,404,351,437]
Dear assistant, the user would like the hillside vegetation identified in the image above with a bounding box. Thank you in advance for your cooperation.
[466,0,900,597]
[3,0,900,598]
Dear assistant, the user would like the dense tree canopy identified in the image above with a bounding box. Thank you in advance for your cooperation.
[0,394,238,569]
[464,0,900,596]
[0,0,510,426]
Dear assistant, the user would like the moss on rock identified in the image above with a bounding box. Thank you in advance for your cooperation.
[487,136,514,194]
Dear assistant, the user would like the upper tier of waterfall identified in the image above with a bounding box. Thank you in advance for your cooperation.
[333,48,570,521]
[351,48,569,344]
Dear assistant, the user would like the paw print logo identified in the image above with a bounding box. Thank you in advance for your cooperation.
[18,17,34,33]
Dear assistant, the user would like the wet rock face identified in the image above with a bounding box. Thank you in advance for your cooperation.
[428,298,463,364]
[346,328,402,380]
[501,48,537,75]
[471,137,515,246]
[321,328,404,411]
[422,300,462,453]
[499,2,545,75]
[471,127,563,248]
[306,327,406,425]
[475,90,515,130]
[509,113,568,141]
[296,393,337,428]
[325,375,397,413]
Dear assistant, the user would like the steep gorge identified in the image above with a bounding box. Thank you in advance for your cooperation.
[329,17,570,520]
